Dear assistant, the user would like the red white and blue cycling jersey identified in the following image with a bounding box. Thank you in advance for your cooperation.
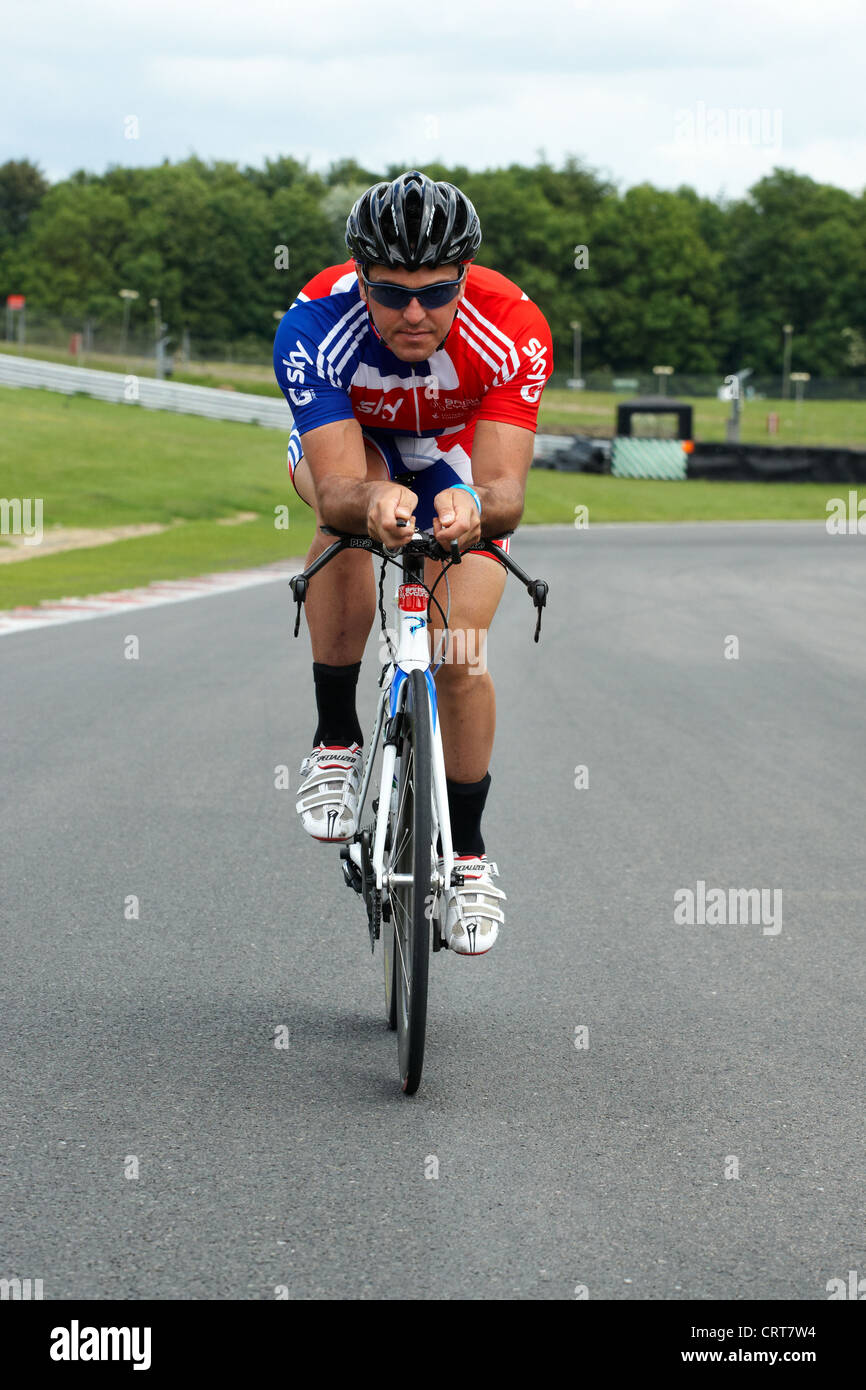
[273,259,554,554]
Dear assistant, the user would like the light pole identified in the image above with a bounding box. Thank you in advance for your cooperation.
[782,324,793,400]
[653,364,674,397]
[724,367,753,443]
[790,370,810,441]
[569,319,582,389]
[118,289,139,355]
[149,297,165,380]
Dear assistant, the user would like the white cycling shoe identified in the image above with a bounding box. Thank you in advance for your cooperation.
[437,854,506,956]
[296,742,363,842]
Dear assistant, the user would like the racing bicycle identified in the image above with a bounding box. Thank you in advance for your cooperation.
[289,519,549,1094]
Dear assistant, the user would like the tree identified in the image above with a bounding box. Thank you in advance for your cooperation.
[725,169,866,375]
[2,153,863,376]
[0,159,49,242]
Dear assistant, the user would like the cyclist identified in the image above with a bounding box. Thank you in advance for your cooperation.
[273,170,553,955]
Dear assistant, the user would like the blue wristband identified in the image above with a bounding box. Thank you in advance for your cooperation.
[451,482,482,515]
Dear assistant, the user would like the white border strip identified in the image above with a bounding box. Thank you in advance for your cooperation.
[0,559,304,637]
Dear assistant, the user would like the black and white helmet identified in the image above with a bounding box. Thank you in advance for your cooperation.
[346,170,482,271]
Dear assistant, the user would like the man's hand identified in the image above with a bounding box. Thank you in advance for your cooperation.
[432,488,482,551]
[366,482,418,546]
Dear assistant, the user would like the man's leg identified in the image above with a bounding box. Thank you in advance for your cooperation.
[293,446,390,840]
[425,550,507,855]
[293,447,388,668]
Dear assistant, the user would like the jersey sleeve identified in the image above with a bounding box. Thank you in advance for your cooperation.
[273,301,356,435]
[475,302,554,431]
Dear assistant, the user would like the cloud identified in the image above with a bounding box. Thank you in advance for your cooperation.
[3,0,865,196]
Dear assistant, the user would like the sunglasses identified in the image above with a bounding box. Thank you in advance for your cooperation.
[361,267,465,310]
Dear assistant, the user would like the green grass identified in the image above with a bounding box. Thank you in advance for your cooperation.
[0,516,310,609]
[0,386,317,607]
[0,385,841,609]
[522,470,835,524]
[1,385,299,527]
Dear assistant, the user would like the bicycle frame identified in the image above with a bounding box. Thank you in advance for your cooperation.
[346,541,454,902]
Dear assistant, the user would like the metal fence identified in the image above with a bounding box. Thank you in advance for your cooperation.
[549,371,866,399]
[1,312,270,366]
[0,353,292,430]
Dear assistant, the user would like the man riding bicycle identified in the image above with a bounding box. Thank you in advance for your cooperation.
[273,170,553,956]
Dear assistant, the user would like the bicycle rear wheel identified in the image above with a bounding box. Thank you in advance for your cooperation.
[384,667,433,1094]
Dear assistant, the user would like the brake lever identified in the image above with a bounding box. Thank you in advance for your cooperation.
[530,579,548,643]
[289,574,308,637]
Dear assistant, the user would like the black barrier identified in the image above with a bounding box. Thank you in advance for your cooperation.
[533,434,866,482]
[687,441,866,484]
[616,396,693,439]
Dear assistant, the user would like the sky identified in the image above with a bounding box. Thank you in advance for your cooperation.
[4,0,865,199]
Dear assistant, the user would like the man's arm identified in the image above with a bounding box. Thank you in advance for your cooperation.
[301,418,417,543]
[431,420,534,548]
[470,419,534,534]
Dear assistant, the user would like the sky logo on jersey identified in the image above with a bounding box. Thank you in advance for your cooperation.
[519,336,549,403]
[357,397,403,422]
[282,341,314,385]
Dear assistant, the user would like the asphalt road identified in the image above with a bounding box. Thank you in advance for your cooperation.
[2,522,864,1301]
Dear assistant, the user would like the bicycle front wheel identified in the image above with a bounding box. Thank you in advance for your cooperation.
[385,667,434,1095]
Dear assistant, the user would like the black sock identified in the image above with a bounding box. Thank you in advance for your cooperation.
[312,661,363,747]
[437,771,491,858]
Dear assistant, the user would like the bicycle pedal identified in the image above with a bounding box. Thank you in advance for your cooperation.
[340,849,362,894]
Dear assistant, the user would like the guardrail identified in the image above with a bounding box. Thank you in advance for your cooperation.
[0,353,292,430]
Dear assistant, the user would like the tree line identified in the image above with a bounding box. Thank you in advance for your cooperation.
[1,154,864,377]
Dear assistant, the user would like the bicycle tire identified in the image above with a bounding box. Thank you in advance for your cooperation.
[385,667,433,1094]
[383,873,397,1032]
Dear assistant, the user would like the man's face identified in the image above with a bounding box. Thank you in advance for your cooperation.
[356,261,466,361]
